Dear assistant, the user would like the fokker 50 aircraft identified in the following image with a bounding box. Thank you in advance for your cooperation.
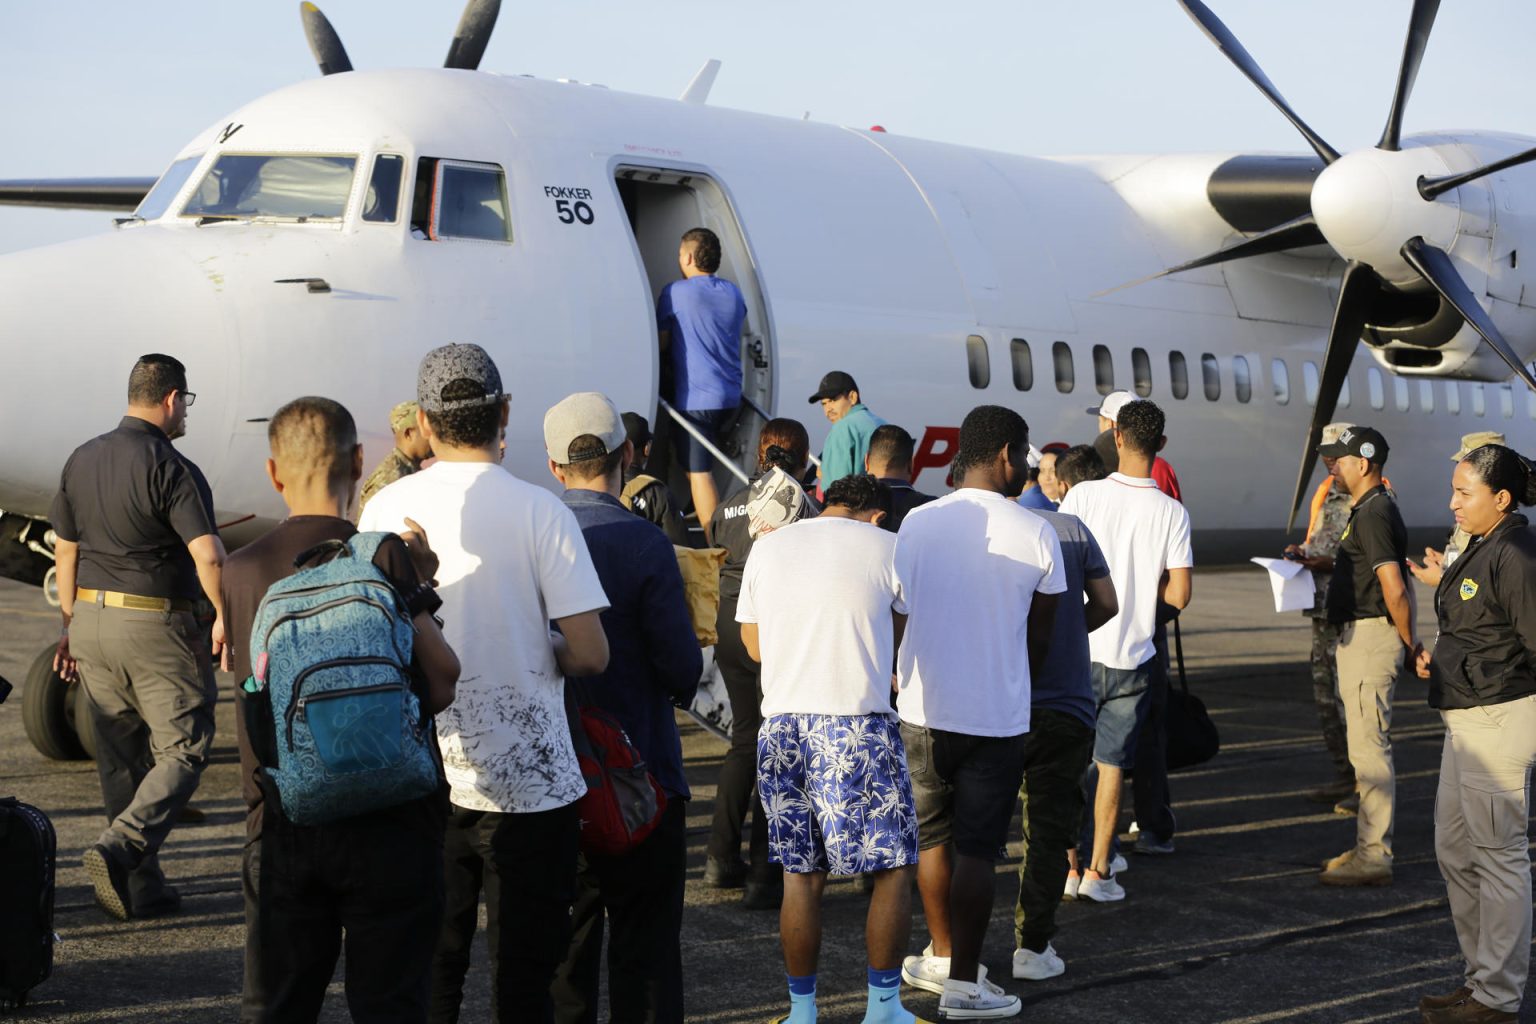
[2,3,1535,615]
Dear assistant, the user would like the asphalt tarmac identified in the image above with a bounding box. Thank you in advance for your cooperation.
[0,570,1525,1024]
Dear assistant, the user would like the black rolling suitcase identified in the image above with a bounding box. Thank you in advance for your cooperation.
[0,797,56,1012]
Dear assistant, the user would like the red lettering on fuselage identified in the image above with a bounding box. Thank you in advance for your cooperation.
[911,426,959,488]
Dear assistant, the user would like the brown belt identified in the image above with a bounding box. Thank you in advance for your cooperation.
[76,588,194,614]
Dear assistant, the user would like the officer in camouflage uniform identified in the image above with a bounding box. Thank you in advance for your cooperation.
[358,400,431,514]
[1285,422,1356,809]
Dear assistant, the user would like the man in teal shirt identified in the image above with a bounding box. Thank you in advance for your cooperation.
[809,370,884,493]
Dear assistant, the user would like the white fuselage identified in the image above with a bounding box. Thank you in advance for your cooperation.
[2,70,1532,559]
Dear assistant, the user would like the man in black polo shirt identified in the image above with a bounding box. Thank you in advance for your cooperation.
[864,424,935,533]
[50,353,227,921]
[1317,426,1419,888]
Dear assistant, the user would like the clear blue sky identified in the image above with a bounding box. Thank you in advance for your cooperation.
[2,0,1532,255]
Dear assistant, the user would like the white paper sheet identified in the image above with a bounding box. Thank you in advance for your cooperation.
[1250,556,1315,614]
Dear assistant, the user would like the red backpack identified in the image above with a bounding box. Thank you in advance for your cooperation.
[567,700,667,857]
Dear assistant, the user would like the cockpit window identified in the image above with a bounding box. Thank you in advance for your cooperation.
[136,156,202,220]
[182,154,357,221]
[433,161,511,242]
[362,154,404,223]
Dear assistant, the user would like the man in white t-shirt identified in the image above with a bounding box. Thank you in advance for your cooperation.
[1058,398,1192,904]
[737,474,920,1024]
[895,405,1065,1020]
[359,343,611,1022]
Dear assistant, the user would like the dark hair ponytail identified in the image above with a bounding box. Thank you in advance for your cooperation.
[1461,444,1536,507]
[761,444,795,474]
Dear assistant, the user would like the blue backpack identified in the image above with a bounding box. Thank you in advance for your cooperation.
[248,532,439,826]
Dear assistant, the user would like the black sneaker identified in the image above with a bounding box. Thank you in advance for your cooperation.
[742,877,783,910]
[702,856,748,889]
[83,844,133,921]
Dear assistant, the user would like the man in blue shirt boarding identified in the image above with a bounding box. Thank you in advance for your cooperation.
[656,227,747,540]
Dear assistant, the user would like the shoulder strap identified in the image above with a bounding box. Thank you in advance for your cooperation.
[620,475,661,509]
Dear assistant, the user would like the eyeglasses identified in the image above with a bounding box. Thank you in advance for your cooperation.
[180,391,197,407]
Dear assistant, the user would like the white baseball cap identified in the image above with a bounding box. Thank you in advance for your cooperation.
[543,391,626,464]
[1087,390,1139,423]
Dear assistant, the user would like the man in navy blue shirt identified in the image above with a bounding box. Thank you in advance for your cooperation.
[657,227,747,539]
[544,391,703,1024]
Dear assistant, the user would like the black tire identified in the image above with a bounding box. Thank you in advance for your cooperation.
[22,645,87,761]
[72,681,98,762]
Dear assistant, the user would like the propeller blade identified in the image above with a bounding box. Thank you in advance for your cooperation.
[299,2,353,76]
[1378,0,1441,151]
[1174,0,1340,164]
[1401,237,1536,394]
[1288,261,1379,530]
[1419,144,1536,200]
[1094,214,1326,297]
[444,0,501,71]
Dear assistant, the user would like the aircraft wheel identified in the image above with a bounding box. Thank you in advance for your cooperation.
[22,644,87,761]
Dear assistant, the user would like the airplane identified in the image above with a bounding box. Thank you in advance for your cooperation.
[4,0,1536,753]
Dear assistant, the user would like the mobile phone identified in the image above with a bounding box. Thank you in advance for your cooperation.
[1283,550,1302,561]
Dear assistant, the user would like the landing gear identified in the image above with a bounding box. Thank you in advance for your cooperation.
[21,645,88,761]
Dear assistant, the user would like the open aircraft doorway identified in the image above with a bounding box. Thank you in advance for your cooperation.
[615,166,774,507]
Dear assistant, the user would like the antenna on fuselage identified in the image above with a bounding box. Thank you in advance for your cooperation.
[679,60,721,104]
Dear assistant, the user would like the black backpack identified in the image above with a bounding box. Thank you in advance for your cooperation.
[0,797,55,1011]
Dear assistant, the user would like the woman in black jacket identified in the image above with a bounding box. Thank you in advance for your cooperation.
[1415,444,1536,1024]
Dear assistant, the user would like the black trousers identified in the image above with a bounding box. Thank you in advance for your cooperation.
[429,802,579,1024]
[1131,623,1176,842]
[551,800,687,1024]
[241,815,444,1024]
[706,592,770,876]
[1014,709,1095,952]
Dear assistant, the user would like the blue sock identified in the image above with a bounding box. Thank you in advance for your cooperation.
[784,974,816,1023]
[863,966,915,1024]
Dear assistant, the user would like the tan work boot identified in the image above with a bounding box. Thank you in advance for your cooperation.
[1320,848,1355,872]
[1419,986,1472,1012]
[1318,855,1391,887]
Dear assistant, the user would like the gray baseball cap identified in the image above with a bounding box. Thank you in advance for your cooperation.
[417,343,504,413]
[544,391,627,463]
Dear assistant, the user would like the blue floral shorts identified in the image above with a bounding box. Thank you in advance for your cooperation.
[756,712,919,875]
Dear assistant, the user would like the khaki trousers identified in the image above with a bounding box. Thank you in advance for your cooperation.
[71,601,216,871]
[1435,696,1536,1014]
[1334,616,1402,865]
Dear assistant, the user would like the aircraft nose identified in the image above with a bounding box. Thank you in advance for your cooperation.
[0,229,230,518]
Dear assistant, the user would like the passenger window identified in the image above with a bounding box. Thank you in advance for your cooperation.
[1302,361,1319,406]
[966,335,991,389]
[1394,377,1410,413]
[1271,358,1290,405]
[362,154,404,223]
[1471,384,1486,417]
[1131,348,1152,397]
[1168,351,1189,400]
[1419,380,1435,414]
[1500,383,1514,419]
[1367,367,1385,411]
[1338,376,1351,409]
[1053,342,1075,394]
[1528,389,1536,420]
[1446,380,1461,415]
[1233,355,1252,403]
[1092,345,1114,395]
[1200,353,1220,401]
[433,160,511,242]
[1010,339,1033,391]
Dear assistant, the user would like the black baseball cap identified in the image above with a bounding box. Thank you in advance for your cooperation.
[808,370,859,403]
[621,411,651,449]
[1318,425,1390,465]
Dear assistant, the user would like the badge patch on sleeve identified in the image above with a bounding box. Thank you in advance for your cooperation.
[1459,578,1479,601]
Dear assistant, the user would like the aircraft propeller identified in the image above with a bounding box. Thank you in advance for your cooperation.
[1152,0,1536,528]
[298,0,501,76]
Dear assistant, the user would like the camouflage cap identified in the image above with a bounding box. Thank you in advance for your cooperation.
[1320,421,1355,446]
[389,400,420,433]
[417,343,504,413]
[1452,430,1506,461]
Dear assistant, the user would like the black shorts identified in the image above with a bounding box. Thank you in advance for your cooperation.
[899,723,1029,861]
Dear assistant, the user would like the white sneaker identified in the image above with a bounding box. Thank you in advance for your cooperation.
[939,977,1022,1019]
[1012,943,1065,981]
[1077,872,1126,903]
[1110,853,1129,874]
[902,943,949,995]
[1062,871,1080,900]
